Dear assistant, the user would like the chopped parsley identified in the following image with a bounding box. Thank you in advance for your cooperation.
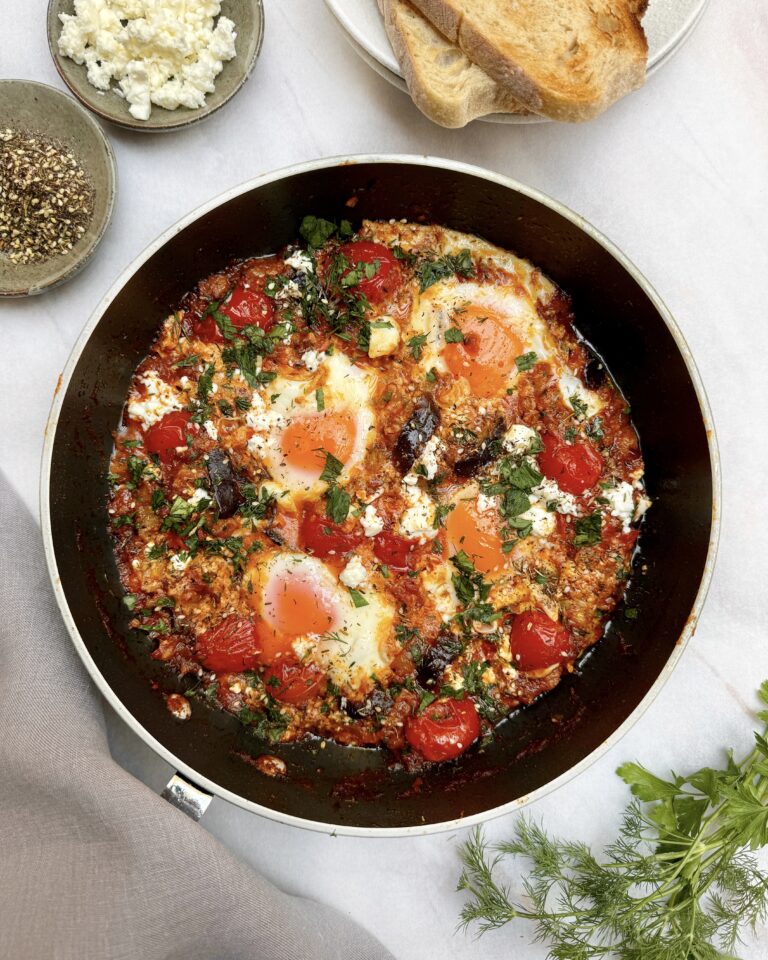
[126,455,148,488]
[408,333,428,360]
[433,502,455,529]
[111,513,136,529]
[239,698,290,742]
[451,551,496,631]
[586,416,604,440]
[238,484,276,526]
[299,215,353,249]
[319,451,344,485]
[417,249,474,292]
[574,511,603,547]
[444,326,465,343]
[348,588,368,608]
[515,351,538,372]
[569,393,589,420]
[326,485,351,524]
[418,690,437,714]
[197,363,215,402]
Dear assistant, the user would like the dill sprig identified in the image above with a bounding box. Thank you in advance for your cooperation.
[457,681,768,958]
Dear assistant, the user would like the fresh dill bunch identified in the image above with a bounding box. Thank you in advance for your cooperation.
[457,681,768,959]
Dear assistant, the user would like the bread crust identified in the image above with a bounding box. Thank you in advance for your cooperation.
[407,0,648,122]
[380,0,532,127]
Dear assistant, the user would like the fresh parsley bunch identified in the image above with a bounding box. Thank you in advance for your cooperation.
[458,682,768,958]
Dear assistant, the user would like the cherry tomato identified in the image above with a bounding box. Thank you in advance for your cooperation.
[144,411,192,464]
[405,697,480,762]
[219,285,275,332]
[192,284,275,342]
[538,432,603,495]
[509,610,571,672]
[263,657,327,705]
[338,241,401,304]
[373,531,415,569]
[299,511,362,558]
[196,616,262,674]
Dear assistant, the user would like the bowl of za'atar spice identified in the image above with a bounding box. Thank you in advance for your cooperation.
[0,80,116,297]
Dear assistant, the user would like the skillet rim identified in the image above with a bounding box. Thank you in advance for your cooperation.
[40,154,722,837]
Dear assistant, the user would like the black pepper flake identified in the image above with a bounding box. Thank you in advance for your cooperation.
[0,127,95,265]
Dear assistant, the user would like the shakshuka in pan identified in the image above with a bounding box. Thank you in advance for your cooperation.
[108,218,650,766]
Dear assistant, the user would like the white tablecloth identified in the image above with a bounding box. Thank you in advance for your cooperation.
[2,1,767,956]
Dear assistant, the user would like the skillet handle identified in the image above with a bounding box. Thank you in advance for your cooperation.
[161,772,213,821]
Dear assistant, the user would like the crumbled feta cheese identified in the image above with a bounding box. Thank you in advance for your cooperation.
[245,390,284,458]
[188,488,209,506]
[166,696,191,721]
[503,423,538,456]
[203,419,218,441]
[601,481,636,532]
[179,375,192,391]
[519,503,556,537]
[277,279,302,302]
[301,350,324,373]
[360,504,384,537]
[170,553,191,572]
[339,555,367,589]
[126,370,182,428]
[531,478,580,516]
[368,317,400,358]
[285,250,314,274]
[57,0,237,122]
[416,435,443,480]
[398,482,437,541]
[476,492,497,513]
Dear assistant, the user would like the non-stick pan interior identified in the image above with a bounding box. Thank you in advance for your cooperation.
[48,160,713,829]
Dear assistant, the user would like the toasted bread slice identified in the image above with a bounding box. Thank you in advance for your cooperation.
[379,0,532,127]
[407,0,648,122]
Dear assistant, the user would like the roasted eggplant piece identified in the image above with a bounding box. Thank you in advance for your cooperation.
[343,688,394,720]
[416,633,464,688]
[453,418,505,478]
[206,449,243,519]
[392,395,440,474]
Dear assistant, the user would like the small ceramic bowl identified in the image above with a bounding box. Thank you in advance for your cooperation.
[0,80,116,298]
[47,0,265,133]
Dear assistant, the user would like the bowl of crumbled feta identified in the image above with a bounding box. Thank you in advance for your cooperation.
[47,0,264,131]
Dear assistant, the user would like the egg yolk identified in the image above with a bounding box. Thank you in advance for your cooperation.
[446,499,507,575]
[443,305,524,397]
[259,565,341,662]
[280,410,358,478]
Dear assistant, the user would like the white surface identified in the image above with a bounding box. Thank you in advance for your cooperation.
[324,0,709,87]
[2,0,768,956]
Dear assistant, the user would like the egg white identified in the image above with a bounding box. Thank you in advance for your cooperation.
[245,351,377,505]
[249,551,396,697]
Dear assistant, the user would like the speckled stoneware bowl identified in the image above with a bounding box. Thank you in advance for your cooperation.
[47,0,265,132]
[0,80,116,298]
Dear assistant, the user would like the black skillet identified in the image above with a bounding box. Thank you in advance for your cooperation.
[41,157,719,835]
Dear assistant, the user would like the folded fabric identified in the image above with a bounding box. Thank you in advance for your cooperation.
[0,472,393,960]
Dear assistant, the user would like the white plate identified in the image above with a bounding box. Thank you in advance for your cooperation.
[325,0,709,123]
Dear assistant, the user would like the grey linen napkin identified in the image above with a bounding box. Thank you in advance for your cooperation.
[0,473,393,960]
